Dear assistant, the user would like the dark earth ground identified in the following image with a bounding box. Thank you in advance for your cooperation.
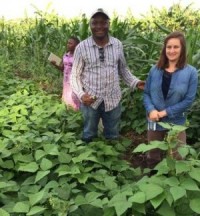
[123,131,148,169]
[123,130,198,170]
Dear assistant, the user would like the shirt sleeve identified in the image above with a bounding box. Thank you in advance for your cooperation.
[143,67,156,114]
[166,67,198,118]
[70,46,85,100]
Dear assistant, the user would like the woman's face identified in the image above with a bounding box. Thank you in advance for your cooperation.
[165,38,181,63]
[67,39,77,52]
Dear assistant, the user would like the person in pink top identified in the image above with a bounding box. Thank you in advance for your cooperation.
[51,37,80,110]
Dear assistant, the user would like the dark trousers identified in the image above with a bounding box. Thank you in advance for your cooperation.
[81,102,121,141]
[146,130,186,169]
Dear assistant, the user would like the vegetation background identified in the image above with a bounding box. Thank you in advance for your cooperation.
[0,3,200,216]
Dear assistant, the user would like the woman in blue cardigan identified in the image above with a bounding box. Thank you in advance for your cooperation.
[143,31,198,168]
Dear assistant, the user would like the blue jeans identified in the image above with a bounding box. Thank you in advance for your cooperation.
[81,102,121,141]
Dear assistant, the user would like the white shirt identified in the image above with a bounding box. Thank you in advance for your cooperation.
[71,36,140,111]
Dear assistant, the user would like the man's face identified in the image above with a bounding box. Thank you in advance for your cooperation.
[90,14,109,40]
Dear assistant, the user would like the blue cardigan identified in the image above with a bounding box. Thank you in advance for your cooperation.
[143,64,198,130]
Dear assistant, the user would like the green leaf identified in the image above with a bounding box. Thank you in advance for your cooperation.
[85,192,103,203]
[139,183,164,200]
[133,143,150,153]
[19,124,29,131]
[0,143,7,152]
[56,164,80,176]
[128,191,145,204]
[150,193,165,209]
[35,150,46,161]
[178,146,189,158]
[44,180,59,190]
[0,208,10,216]
[76,173,90,184]
[72,150,94,163]
[35,170,50,183]
[190,198,200,214]
[170,186,186,201]
[175,161,190,174]
[2,129,13,138]
[158,122,172,130]
[100,145,118,156]
[22,176,35,186]
[171,124,187,132]
[58,152,72,163]
[0,108,9,117]
[104,177,118,190]
[103,208,115,216]
[18,162,38,173]
[20,106,28,115]
[56,187,70,200]
[157,201,175,216]
[13,153,34,163]
[133,141,167,153]
[180,177,200,191]
[29,189,46,206]
[0,181,16,189]
[108,193,132,216]
[164,177,179,186]
[43,144,59,155]
[75,195,87,205]
[189,168,200,182]
[132,203,146,214]
[0,160,14,169]
[40,158,53,170]
[13,201,30,213]
[27,206,46,215]
[90,199,103,208]
[155,159,170,174]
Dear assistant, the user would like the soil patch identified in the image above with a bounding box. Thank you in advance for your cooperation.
[123,131,148,169]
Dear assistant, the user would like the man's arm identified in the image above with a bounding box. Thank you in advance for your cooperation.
[117,42,145,90]
[71,47,85,100]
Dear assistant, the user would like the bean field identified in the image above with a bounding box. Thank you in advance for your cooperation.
[0,3,200,216]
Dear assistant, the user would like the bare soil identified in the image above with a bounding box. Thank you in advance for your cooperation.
[123,131,148,169]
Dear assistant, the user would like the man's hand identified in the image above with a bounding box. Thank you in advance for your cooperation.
[137,81,146,90]
[81,93,96,106]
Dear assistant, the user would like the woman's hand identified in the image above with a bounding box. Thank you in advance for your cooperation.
[158,110,167,118]
[149,110,159,121]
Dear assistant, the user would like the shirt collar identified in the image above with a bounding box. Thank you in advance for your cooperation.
[89,35,113,47]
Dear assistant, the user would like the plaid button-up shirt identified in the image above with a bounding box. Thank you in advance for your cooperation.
[71,36,140,111]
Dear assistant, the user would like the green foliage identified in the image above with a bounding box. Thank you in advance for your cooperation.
[1,79,200,216]
[0,77,138,216]
[133,123,200,215]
